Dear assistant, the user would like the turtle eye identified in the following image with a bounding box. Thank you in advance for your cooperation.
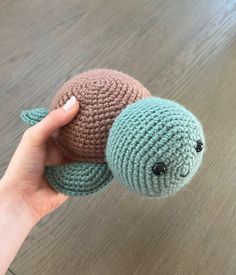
[195,140,204,152]
[152,162,167,176]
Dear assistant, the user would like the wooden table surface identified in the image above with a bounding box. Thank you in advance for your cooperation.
[1,0,236,274]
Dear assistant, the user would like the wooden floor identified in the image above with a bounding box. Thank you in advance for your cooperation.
[1,0,236,274]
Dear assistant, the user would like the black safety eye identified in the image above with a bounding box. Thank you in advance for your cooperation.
[152,162,167,176]
[195,140,204,152]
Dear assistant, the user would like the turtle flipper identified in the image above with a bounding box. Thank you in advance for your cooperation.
[20,108,49,126]
[45,162,113,196]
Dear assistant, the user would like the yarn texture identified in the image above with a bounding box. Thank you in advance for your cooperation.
[45,162,113,196]
[20,69,205,197]
[106,97,205,197]
[21,108,113,196]
[21,108,48,126]
[50,69,150,163]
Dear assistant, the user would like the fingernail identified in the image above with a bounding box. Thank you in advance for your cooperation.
[63,96,77,112]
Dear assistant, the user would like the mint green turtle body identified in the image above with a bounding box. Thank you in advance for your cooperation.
[21,97,205,197]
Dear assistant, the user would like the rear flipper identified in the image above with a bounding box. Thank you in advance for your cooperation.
[45,162,113,196]
[20,108,49,125]
[20,108,113,196]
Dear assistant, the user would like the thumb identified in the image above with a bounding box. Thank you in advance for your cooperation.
[24,96,79,146]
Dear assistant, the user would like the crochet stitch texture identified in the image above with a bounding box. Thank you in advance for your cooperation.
[45,162,113,196]
[50,69,150,163]
[106,97,205,197]
[21,69,205,197]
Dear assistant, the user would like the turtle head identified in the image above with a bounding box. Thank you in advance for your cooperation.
[106,97,205,197]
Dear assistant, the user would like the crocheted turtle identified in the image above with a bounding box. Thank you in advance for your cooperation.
[21,69,205,197]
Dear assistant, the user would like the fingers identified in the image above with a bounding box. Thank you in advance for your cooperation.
[23,96,79,146]
[45,139,64,165]
[45,139,74,165]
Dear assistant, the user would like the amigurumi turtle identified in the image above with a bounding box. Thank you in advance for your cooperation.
[21,69,205,197]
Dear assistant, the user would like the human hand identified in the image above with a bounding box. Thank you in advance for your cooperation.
[1,96,79,223]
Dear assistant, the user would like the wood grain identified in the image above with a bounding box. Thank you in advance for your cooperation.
[1,0,236,274]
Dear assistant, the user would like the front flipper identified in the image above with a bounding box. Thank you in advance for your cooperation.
[45,162,113,196]
[20,108,49,126]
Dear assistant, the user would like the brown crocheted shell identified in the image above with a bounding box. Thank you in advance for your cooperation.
[50,69,151,163]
